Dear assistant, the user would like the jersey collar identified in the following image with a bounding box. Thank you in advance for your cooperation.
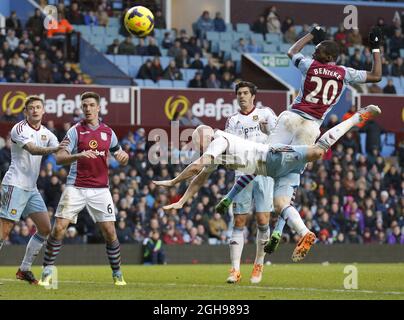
[239,106,255,116]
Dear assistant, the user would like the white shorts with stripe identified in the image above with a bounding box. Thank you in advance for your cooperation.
[55,186,115,224]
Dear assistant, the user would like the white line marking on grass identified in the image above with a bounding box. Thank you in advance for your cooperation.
[1,278,403,296]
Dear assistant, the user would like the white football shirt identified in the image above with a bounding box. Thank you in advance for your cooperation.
[204,130,269,175]
[2,120,59,191]
[225,106,277,175]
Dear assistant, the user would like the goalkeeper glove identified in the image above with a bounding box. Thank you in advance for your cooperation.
[310,26,326,45]
[368,27,382,50]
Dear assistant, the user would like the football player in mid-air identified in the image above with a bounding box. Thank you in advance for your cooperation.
[0,96,69,284]
[154,104,381,262]
[216,26,382,256]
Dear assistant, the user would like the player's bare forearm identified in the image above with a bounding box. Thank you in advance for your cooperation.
[366,51,382,83]
[56,149,97,165]
[23,140,69,156]
[288,33,313,58]
[163,167,212,210]
[154,158,205,187]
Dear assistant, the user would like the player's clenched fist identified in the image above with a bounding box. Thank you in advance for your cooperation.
[114,150,129,165]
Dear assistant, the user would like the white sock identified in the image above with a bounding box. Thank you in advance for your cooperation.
[20,233,47,271]
[317,113,360,150]
[282,206,309,237]
[255,224,270,265]
[229,227,244,271]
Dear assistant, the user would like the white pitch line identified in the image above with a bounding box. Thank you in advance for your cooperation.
[1,278,403,296]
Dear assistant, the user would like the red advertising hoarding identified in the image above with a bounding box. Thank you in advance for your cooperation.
[0,83,133,125]
[138,88,290,128]
[359,94,404,133]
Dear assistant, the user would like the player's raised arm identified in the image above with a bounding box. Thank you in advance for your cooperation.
[163,165,214,210]
[287,26,325,59]
[153,154,210,187]
[365,27,382,83]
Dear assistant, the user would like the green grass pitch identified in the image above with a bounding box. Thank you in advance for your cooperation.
[1,264,403,300]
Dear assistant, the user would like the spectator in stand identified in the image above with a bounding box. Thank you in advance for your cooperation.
[0,70,6,83]
[349,48,364,70]
[179,109,203,127]
[213,12,226,32]
[6,11,23,37]
[246,38,262,53]
[96,4,110,27]
[190,52,204,69]
[266,12,281,34]
[220,59,236,80]
[147,37,162,56]
[202,58,219,81]
[284,25,297,44]
[221,71,234,89]
[251,15,268,36]
[188,71,204,88]
[205,72,221,88]
[116,220,134,243]
[83,11,98,26]
[281,17,294,34]
[297,24,310,40]
[161,32,173,49]
[163,226,184,245]
[1,108,18,122]
[154,8,166,29]
[347,28,363,47]
[107,39,120,54]
[381,56,391,76]
[208,213,227,243]
[6,29,19,51]
[36,60,53,83]
[391,57,404,77]
[175,48,191,69]
[137,59,154,81]
[234,38,248,53]
[167,39,182,59]
[135,38,148,56]
[150,57,164,82]
[162,60,183,81]
[388,226,404,245]
[64,226,84,244]
[368,83,383,94]
[66,2,84,25]
[383,79,397,94]
[143,231,165,264]
[11,224,31,245]
[46,13,74,39]
[26,8,44,38]
[195,11,214,40]
[389,29,404,60]
[118,36,136,55]
[186,36,203,58]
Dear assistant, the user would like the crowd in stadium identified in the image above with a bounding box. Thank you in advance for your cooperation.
[0,1,403,91]
[0,1,402,248]
[0,109,403,247]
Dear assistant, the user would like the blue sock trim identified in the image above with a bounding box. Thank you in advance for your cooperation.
[257,224,269,232]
